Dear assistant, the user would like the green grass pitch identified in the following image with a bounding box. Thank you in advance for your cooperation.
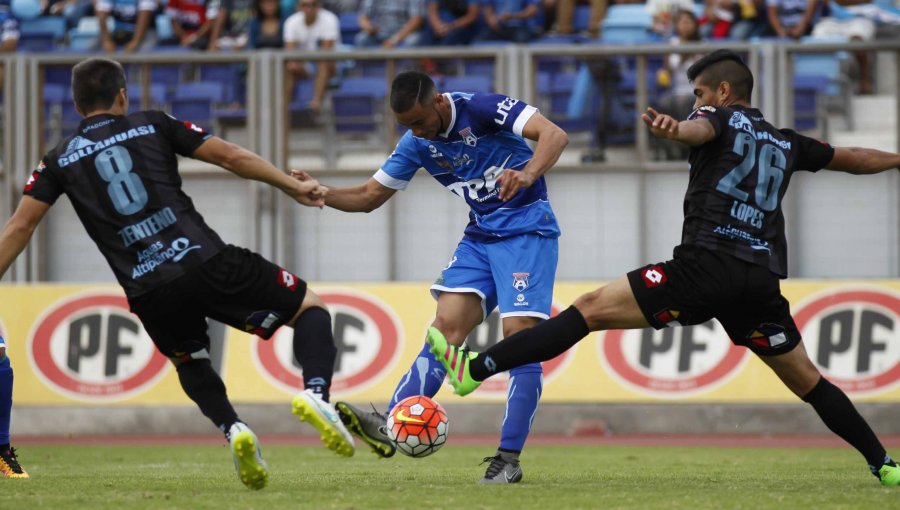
[3,443,897,509]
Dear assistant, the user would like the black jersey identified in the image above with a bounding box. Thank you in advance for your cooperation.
[24,110,227,297]
[681,105,834,277]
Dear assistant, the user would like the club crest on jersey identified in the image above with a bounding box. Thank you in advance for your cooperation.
[184,121,206,134]
[512,272,530,291]
[458,127,477,147]
[278,269,299,291]
[427,145,453,169]
[728,112,755,135]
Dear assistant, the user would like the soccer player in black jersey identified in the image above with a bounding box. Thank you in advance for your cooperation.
[427,49,900,486]
[0,58,356,489]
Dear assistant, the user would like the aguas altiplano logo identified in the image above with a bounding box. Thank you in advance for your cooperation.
[253,289,402,396]
[28,292,169,401]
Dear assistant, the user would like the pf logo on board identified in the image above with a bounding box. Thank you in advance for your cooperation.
[463,304,572,396]
[253,289,401,396]
[793,289,900,394]
[28,293,169,400]
[601,321,748,396]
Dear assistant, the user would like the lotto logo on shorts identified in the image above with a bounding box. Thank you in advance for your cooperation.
[278,269,299,291]
[641,266,667,287]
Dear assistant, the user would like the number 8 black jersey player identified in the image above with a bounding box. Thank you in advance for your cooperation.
[0,58,357,489]
[426,49,900,486]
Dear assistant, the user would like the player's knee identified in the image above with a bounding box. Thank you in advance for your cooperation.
[431,316,468,346]
[502,316,540,337]
[573,288,606,328]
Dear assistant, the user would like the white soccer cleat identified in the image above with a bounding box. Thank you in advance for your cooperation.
[228,422,269,490]
[292,389,355,457]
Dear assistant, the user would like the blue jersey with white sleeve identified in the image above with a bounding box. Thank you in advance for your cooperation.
[375,92,560,242]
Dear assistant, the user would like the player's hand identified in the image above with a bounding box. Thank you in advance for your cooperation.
[293,178,328,208]
[497,168,536,202]
[290,169,313,182]
[641,107,679,140]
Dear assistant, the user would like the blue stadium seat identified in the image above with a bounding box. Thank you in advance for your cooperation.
[21,16,67,39]
[442,75,492,94]
[173,81,226,104]
[18,32,56,51]
[603,4,652,26]
[155,14,174,42]
[199,64,244,103]
[339,12,361,46]
[170,98,214,127]
[150,65,184,96]
[44,66,72,85]
[331,77,387,134]
[127,82,168,108]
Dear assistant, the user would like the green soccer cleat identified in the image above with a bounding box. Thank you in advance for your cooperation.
[292,389,355,458]
[228,422,269,490]
[426,326,482,396]
[879,464,900,486]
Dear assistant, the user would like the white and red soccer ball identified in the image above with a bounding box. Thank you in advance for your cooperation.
[386,395,449,458]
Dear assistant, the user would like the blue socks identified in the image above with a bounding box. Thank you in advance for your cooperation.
[0,356,12,446]
[388,343,446,411]
[388,342,544,454]
[499,363,542,453]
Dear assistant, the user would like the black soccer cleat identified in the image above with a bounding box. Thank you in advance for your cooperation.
[334,401,396,458]
[479,454,522,484]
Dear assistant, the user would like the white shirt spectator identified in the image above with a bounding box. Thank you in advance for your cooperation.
[283,7,339,50]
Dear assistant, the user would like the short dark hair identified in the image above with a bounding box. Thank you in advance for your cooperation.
[390,71,435,113]
[686,49,753,101]
[71,58,127,114]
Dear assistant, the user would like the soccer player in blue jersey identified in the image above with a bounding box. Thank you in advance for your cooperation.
[0,335,27,478]
[293,70,569,483]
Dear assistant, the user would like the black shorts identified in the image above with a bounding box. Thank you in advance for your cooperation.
[129,245,307,358]
[626,245,800,356]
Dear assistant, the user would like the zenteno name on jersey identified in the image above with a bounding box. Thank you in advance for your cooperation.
[375,92,560,242]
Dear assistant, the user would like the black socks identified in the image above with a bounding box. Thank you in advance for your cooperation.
[470,306,590,381]
[293,306,337,402]
[803,376,891,474]
[176,358,239,431]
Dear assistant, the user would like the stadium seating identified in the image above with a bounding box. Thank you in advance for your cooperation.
[442,75,492,94]
[199,64,245,103]
[18,32,56,52]
[339,12,361,46]
[170,98,214,127]
[600,4,654,44]
[21,16,67,41]
[127,82,168,109]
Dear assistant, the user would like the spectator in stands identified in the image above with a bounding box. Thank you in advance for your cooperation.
[43,0,93,31]
[284,0,339,112]
[656,9,702,159]
[554,0,606,37]
[420,0,480,46]
[249,0,284,47]
[729,0,769,39]
[0,0,17,94]
[0,0,17,51]
[477,0,542,43]
[167,0,220,49]
[646,0,695,37]
[700,0,735,38]
[811,0,900,94]
[96,0,158,53]
[210,0,254,49]
[355,0,424,48]
[766,0,822,39]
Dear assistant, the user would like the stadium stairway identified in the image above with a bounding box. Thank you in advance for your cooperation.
[830,95,898,152]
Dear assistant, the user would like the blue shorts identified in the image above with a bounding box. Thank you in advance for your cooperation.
[430,234,558,320]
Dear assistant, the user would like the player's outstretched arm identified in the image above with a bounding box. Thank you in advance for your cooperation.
[825,146,900,175]
[193,137,327,208]
[292,171,396,213]
[641,107,716,147]
[0,197,51,280]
